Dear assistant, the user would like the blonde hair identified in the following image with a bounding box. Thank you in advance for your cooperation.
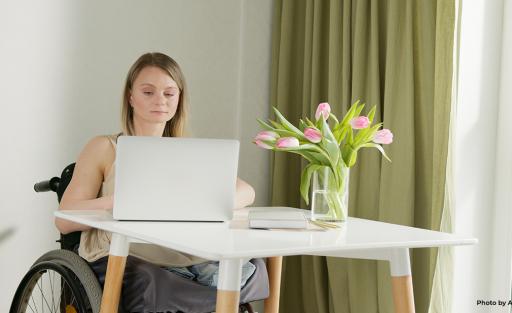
[121,52,189,137]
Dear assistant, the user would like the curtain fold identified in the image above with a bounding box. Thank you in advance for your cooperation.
[269,1,455,312]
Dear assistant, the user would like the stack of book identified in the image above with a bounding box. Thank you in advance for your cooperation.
[248,207,308,229]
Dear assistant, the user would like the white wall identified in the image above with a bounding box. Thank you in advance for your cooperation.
[0,0,273,311]
[453,0,512,312]
[238,0,273,208]
[490,0,512,305]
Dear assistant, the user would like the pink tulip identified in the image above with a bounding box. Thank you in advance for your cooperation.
[315,102,331,121]
[276,137,300,148]
[304,127,322,143]
[373,129,393,144]
[254,131,279,142]
[254,139,273,149]
[350,116,370,129]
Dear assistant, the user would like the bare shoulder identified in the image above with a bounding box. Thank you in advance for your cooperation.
[78,135,115,175]
[84,135,115,153]
[69,135,114,187]
[59,135,116,206]
[84,135,111,150]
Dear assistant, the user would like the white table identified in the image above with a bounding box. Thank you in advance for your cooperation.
[55,209,477,313]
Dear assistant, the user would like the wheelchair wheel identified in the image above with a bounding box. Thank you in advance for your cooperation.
[10,250,102,313]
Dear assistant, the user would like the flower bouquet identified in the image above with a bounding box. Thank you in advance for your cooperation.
[253,101,393,222]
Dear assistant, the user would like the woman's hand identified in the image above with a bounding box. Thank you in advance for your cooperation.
[102,195,114,210]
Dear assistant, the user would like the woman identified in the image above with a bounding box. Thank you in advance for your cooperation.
[55,52,259,312]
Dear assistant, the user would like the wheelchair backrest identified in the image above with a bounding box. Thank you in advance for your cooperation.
[57,163,75,201]
[57,163,82,251]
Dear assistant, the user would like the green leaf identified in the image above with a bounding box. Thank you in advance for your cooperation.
[353,123,376,146]
[352,128,368,147]
[328,113,339,124]
[353,123,382,147]
[287,149,330,165]
[272,107,306,139]
[341,145,353,167]
[361,143,392,162]
[303,151,331,165]
[272,128,300,138]
[305,117,316,128]
[299,119,308,131]
[315,117,323,129]
[348,149,358,167]
[333,126,348,144]
[367,106,376,123]
[364,123,382,141]
[321,118,337,143]
[339,100,360,127]
[278,143,333,166]
[320,118,340,166]
[354,102,365,117]
[347,127,354,145]
[269,120,285,130]
[288,150,315,163]
[257,118,275,131]
[321,139,340,166]
[278,143,322,152]
[337,154,347,167]
[332,122,342,133]
[300,163,323,205]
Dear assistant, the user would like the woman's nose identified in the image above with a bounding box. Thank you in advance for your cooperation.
[155,93,166,105]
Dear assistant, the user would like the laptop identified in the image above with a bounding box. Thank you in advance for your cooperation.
[113,136,239,222]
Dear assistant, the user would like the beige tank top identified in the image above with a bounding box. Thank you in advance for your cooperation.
[78,134,207,267]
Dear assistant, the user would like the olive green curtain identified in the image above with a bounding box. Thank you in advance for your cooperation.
[269,1,455,313]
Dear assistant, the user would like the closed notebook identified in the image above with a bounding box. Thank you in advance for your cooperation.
[248,208,308,229]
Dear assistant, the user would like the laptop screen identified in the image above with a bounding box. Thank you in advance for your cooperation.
[113,136,239,221]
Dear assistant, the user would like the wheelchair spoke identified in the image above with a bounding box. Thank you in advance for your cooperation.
[27,299,37,313]
[40,277,42,312]
[61,278,78,313]
[56,281,62,313]
[61,279,67,312]
[70,290,77,310]
[35,273,54,313]
[48,270,55,312]
[29,291,39,313]
[52,271,60,313]
[40,275,44,313]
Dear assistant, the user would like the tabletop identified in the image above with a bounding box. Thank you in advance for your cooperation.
[54,208,477,261]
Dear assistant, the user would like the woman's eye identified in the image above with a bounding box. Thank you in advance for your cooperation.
[143,91,153,96]
[165,93,175,97]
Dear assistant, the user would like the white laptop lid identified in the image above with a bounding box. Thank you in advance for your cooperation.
[113,136,239,221]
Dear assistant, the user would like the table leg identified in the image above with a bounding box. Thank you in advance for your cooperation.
[216,259,243,313]
[308,248,416,313]
[389,248,415,313]
[264,256,282,313]
[100,233,130,313]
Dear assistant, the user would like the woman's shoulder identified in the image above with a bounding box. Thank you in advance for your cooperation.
[78,134,118,167]
[84,135,116,151]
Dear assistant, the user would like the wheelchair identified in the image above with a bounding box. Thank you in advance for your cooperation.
[10,163,267,313]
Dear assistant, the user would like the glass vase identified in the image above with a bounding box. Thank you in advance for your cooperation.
[311,165,349,222]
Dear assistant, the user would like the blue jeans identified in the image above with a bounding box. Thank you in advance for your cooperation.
[165,260,256,288]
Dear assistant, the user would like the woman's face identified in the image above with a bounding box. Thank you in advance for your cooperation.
[130,66,180,125]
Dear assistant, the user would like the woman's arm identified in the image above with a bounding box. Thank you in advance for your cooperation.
[55,136,115,234]
[235,177,255,209]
